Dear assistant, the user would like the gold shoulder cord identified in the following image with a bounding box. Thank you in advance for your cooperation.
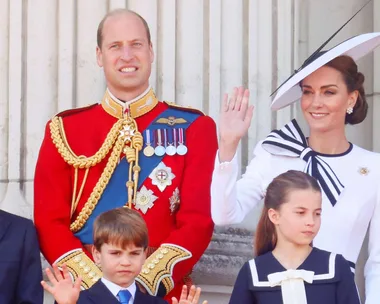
[49,115,143,233]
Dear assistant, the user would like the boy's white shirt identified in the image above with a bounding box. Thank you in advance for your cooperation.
[101,277,137,303]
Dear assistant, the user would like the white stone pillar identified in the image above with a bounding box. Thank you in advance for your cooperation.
[25,0,58,205]
[207,0,222,123]
[247,0,275,159]
[0,0,9,202]
[1,0,28,216]
[275,0,296,128]
[76,0,107,107]
[109,0,127,10]
[175,0,204,110]
[57,0,76,112]
[156,0,176,101]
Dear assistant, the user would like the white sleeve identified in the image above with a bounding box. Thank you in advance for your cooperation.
[210,141,272,225]
[364,184,380,304]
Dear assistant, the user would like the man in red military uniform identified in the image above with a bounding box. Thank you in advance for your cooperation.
[34,9,217,300]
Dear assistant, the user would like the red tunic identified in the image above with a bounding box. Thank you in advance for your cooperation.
[34,97,218,299]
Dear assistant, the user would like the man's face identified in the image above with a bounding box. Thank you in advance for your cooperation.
[96,12,154,98]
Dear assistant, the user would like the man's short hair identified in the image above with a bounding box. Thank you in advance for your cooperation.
[93,207,149,251]
[97,8,151,48]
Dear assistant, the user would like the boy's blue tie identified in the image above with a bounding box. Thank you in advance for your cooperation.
[118,290,132,303]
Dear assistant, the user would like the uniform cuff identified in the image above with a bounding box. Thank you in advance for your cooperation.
[136,244,192,296]
[55,249,102,289]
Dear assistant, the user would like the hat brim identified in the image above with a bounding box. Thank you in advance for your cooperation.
[270,32,380,110]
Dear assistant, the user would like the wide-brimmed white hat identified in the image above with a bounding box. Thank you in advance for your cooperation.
[270,32,380,110]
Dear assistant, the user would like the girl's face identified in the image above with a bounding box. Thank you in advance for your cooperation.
[269,189,322,247]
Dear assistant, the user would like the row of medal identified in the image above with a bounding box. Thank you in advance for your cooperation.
[143,128,188,157]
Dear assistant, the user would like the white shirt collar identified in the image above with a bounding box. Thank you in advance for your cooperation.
[101,277,137,303]
[107,86,152,111]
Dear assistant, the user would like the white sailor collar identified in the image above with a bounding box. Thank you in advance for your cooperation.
[248,247,340,291]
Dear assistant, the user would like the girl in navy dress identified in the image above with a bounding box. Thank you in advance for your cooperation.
[229,170,360,304]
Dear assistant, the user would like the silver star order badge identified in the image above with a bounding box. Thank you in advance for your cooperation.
[169,187,180,214]
[135,186,158,214]
[149,162,175,192]
[119,125,135,142]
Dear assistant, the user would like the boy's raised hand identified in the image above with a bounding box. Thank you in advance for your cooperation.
[41,264,81,304]
[172,285,208,304]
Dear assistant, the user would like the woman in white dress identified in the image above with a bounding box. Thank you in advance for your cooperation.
[211,33,380,303]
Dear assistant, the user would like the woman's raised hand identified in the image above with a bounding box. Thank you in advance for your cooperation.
[219,87,254,162]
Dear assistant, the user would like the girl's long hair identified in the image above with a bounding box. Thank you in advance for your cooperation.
[254,170,321,256]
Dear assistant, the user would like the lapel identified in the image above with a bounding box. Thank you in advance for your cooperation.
[135,288,165,304]
[86,280,120,304]
[84,280,164,304]
[0,210,12,243]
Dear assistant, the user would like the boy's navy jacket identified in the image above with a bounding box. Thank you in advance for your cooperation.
[0,210,43,304]
[73,280,168,304]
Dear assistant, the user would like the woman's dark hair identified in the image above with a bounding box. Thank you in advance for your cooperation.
[326,55,367,124]
[254,170,321,256]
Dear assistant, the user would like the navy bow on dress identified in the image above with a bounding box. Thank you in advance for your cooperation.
[262,119,344,206]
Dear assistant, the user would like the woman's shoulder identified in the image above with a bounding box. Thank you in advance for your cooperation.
[351,143,380,158]
[349,144,380,176]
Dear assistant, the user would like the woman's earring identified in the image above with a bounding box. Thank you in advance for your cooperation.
[346,107,353,114]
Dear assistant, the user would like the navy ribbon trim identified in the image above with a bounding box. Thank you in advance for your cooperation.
[262,119,344,206]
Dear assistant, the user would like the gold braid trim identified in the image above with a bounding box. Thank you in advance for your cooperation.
[50,112,143,232]
[69,116,143,232]
[135,244,192,296]
[49,116,123,169]
[69,134,125,232]
[56,250,102,289]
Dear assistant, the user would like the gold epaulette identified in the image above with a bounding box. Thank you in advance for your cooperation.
[164,101,205,116]
[55,249,102,289]
[136,244,192,296]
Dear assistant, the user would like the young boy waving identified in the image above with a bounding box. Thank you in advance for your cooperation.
[42,207,205,304]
